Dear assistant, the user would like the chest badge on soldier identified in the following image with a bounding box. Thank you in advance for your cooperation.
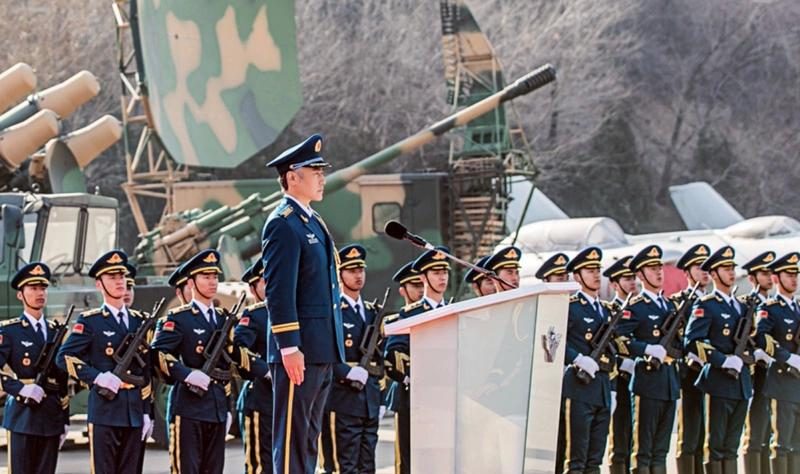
[722,328,731,336]
[22,357,31,366]
[584,332,593,341]
[105,347,114,356]
[652,329,661,337]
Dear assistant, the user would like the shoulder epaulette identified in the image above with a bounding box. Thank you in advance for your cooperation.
[601,300,615,310]
[700,293,717,302]
[0,319,21,327]
[629,295,645,305]
[83,308,103,317]
[569,295,579,303]
[279,206,293,218]
[245,301,266,311]
[384,313,400,324]
[168,303,192,315]
[403,300,423,312]
[670,291,684,301]
[765,298,779,307]
[214,307,224,315]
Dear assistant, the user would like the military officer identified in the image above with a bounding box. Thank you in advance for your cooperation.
[150,249,233,474]
[740,251,776,474]
[393,261,425,305]
[465,255,496,297]
[536,252,570,282]
[615,245,680,474]
[684,246,755,473]
[320,244,384,473]
[558,247,612,474]
[168,262,192,305]
[0,263,69,474]
[485,246,522,290]
[261,134,345,474]
[754,252,800,474]
[123,262,137,307]
[233,259,273,474]
[673,244,712,474]
[56,250,154,474]
[603,256,637,474]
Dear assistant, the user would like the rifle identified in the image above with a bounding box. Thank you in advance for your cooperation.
[97,298,166,400]
[726,286,762,379]
[187,292,247,396]
[23,305,75,406]
[646,282,701,370]
[576,294,632,384]
[350,288,391,391]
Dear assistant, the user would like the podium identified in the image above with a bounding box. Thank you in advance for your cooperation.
[384,282,577,474]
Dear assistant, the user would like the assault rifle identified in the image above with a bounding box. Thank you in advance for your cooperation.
[576,294,632,384]
[23,305,75,405]
[646,282,700,370]
[726,286,761,379]
[350,288,391,391]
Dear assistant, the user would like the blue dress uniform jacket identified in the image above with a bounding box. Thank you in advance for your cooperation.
[615,294,681,401]
[261,198,345,364]
[150,303,231,423]
[0,316,70,436]
[685,293,752,399]
[562,294,612,408]
[56,307,152,427]
[754,297,800,403]
[233,302,272,414]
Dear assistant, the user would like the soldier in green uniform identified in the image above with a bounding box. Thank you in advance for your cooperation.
[740,251,776,474]
[673,244,711,474]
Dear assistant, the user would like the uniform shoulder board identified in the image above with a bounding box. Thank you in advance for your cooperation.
[736,294,748,304]
[168,303,192,315]
[601,300,615,310]
[83,308,103,317]
[279,205,293,218]
[384,313,400,324]
[0,319,21,327]
[246,301,266,311]
[700,293,717,302]
[569,294,579,303]
[629,295,645,305]
[765,298,779,307]
[670,291,684,301]
[403,300,423,312]
[214,307,224,315]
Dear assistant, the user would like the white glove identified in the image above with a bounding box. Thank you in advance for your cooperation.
[93,372,122,394]
[722,355,743,373]
[754,349,774,365]
[403,376,410,387]
[59,424,69,449]
[686,352,704,367]
[346,366,369,385]
[787,354,800,371]
[265,370,272,380]
[645,344,667,363]
[379,405,387,420]
[619,358,635,375]
[184,370,211,390]
[226,412,233,434]
[142,414,154,441]
[19,383,45,403]
[573,355,599,378]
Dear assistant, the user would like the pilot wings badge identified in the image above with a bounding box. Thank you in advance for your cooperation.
[541,326,562,363]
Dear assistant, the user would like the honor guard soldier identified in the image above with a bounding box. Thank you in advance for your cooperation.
[615,245,680,474]
[168,262,192,305]
[465,255,496,297]
[536,253,570,283]
[394,261,425,306]
[557,247,611,474]
[673,244,711,474]
[320,244,384,473]
[261,134,345,474]
[385,247,451,474]
[684,246,754,473]
[603,256,637,474]
[484,246,522,290]
[233,258,273,474]
[0,263,69,474]
[150,249,233,474]
[56,250,154,474]
[754,252,800,474]
[740,251,776,474]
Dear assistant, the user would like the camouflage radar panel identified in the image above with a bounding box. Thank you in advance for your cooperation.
[133,0,301,168]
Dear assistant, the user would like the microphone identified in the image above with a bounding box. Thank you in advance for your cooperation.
[384,220,434,250]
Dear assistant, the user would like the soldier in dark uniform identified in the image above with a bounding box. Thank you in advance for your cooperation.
[394,261,425,305]
[486,246,522,290]
[740,251,776,474]
[0,263,70,474]
[684,246,754,474]
[615,245,680,474]
[233,259,273,474]
[558,247,612,474]
[56,250,154,474]
[603,255,636,474]
[385,247,451,474]
[320,244,384,473]
[673,244,712,474]
[754,252,800,474]
[150,249,233,474]
[465,255,496,297]
[168,262,192,305]
[261,134,345,474]
[536,252,570,283]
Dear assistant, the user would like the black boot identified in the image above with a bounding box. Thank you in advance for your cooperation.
[705,461,724,474]
[722,458,738,474]
[743,452,762,474]
[677,455,697,474]
[609,463,628,474]
[771,455,788,474]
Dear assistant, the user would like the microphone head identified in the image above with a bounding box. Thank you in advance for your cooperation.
[384,220,408,240]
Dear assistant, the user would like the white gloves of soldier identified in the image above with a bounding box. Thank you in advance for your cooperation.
[403,376,410,387]
[754,349,774,366]
[722,355,743,373]
[619,358,635,375]
[59,425,69,449]
[185,370,211,390]
[573,355,599,378]
[226,412,233,434]
[142,414,154,441]
[786,354,800,371]
[379,405,387,420]
[645,344,667,363]
[346,366,369,385]
[94,372,122,394]
[19,383,45,403]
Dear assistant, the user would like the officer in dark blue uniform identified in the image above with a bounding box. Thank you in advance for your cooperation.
[615,245,680,474]
[150,249,233,474]
[168,261,192,305]
[261,134,345,474]
[754,252,800,474]
[319,244,384,473]
[672,244,711,474]
[536,252,570,282]
[740,251,775,474]
[684,246,753,474]
[465,255,495,297]
[603,255,636,474]
[385,247,450,474]
[56,250,154,474]
[234,259,273,474]
[556,247,611,474]
[484,246,522,290]
[0,263,69,474]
